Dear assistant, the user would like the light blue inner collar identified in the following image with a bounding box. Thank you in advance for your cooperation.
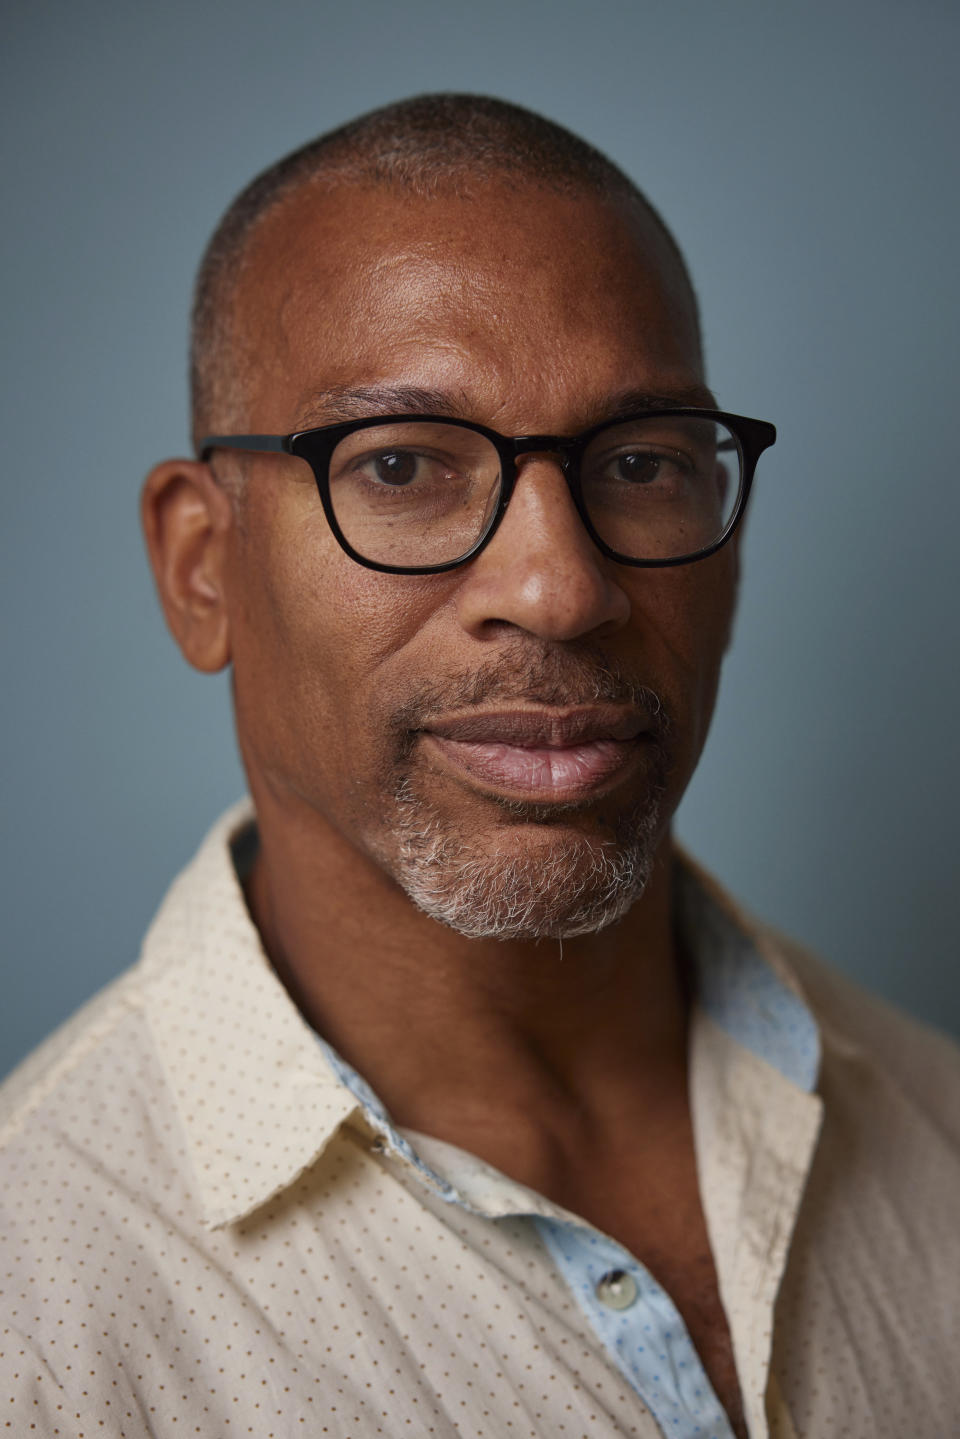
[674,862,820,1092]
[319,861,820,1164]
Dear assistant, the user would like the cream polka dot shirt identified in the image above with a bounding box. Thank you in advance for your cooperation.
[2,802,958,1437]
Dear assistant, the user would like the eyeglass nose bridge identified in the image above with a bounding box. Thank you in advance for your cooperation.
[507,433,581,485]
[490,433,598,559]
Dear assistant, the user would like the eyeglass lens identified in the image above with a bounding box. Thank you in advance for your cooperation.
[325,417,742,568]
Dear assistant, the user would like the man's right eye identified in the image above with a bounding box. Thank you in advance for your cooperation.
[368,450,421,486]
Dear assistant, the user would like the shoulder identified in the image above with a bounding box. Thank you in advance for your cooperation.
[0,956,191,1231]
[755,914,960,1310]
[680,843,960,1130]
[763,921,960,1142]
[0,965,148,1144]
[751,925,960,1427]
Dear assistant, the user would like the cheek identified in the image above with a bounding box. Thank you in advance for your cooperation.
[226,505,453,777]
[629,552,738,750]
[640,546,736,660]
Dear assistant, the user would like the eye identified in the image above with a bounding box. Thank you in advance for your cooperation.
[369,450,422,486]
[614,451,669,485]
[601,447,690,488]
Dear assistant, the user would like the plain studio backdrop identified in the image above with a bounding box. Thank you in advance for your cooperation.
[2,0,958,1077]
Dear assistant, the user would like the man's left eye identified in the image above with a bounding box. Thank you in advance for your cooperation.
[613,451,671,484]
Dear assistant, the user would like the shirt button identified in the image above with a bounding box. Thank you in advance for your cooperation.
[594,1268,638,1310]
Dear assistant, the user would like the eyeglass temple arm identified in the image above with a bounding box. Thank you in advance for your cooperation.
[199,434,292,460]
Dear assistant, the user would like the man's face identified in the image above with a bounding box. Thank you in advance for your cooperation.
[217,179,738,939]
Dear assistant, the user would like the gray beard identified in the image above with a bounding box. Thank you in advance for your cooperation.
[388,771,666,939]
[369,643,672,941]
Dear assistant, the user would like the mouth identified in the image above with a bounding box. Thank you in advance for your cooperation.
[419,705,654,805]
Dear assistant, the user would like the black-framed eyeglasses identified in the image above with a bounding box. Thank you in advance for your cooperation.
[201,408,776,575]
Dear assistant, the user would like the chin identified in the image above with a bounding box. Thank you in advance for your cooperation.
[384,778,665,942]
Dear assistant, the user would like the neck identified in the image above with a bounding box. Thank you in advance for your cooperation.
[243,780,689,1178]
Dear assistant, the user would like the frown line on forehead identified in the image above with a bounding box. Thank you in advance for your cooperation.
[293,381,718,432]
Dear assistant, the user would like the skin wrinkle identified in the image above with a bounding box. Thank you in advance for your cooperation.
[200,190,699,447]
[287,382,719,435]
[189,94,703,448]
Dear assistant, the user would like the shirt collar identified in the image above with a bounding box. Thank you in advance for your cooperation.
[673,850,821,1094]
[319,845,825,1223]
[139,800,360,1229]
[140,802,823,1232]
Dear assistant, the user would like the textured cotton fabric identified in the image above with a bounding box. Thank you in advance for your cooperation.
[1,802,958,1438]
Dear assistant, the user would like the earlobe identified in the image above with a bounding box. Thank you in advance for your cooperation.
[141,459,234,673]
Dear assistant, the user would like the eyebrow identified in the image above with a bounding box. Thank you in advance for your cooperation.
[293,381,718,432]
[602,384,718,419]
[295,385,465,428]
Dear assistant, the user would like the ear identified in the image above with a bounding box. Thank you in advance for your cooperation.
[141,458,235,673]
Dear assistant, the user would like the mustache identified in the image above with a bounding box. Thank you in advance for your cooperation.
[390,642,670,739]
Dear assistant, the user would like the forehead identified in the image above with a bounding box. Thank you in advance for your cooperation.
[232,178,705,432]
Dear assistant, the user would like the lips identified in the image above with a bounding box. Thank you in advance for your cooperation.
[420,706,652,802]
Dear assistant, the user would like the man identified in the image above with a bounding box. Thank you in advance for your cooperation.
[1,94,957,1439]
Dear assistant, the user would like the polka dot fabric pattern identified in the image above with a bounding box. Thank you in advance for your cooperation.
[1,803,959,1437]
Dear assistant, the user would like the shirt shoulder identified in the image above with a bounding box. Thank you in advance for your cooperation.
[762,921,960,1142]
[0,965,146,1146]
[752,926,960,1434]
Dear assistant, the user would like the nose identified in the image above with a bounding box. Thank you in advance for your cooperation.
[454,455,631,642]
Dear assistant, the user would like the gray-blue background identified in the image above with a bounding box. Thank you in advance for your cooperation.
[3,0,958,1077]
